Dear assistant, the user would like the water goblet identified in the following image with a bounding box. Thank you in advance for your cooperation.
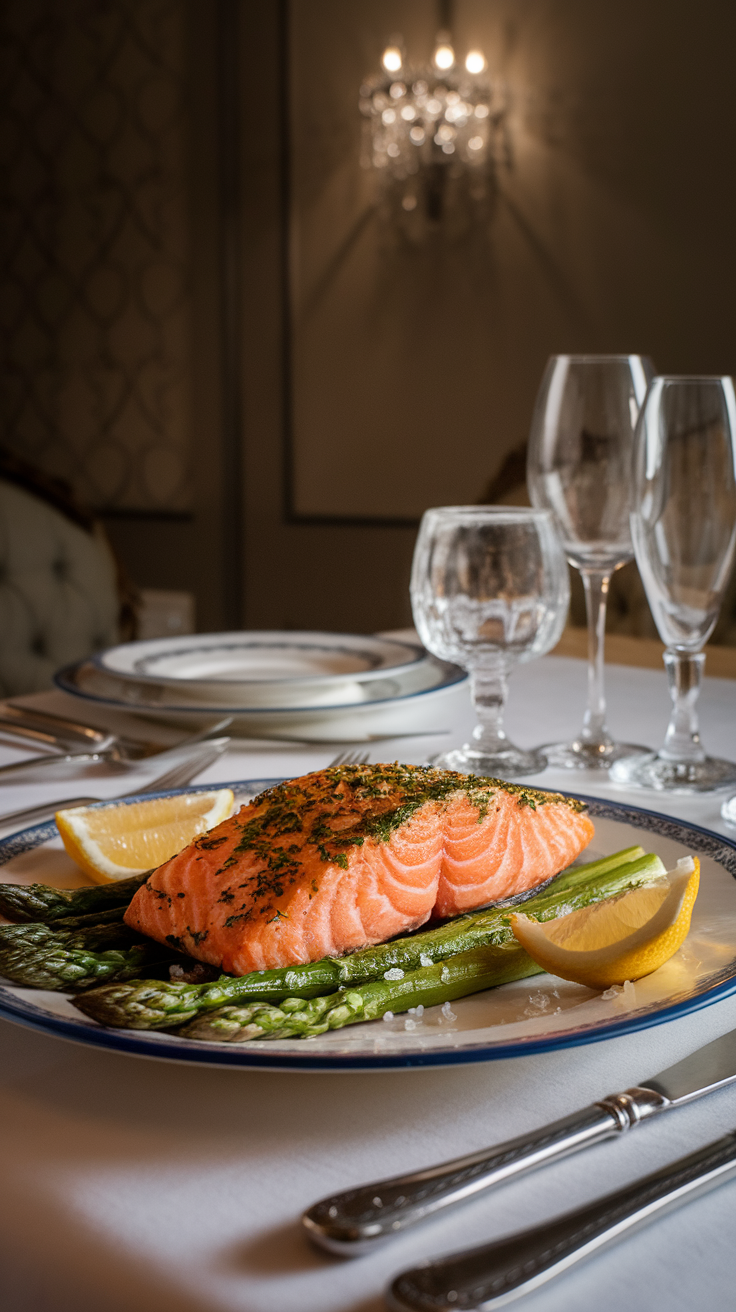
[611,376,736,792]
[527,353,654,768]
[410,506,570,777]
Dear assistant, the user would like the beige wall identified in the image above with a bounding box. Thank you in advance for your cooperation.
[288,0,736,520]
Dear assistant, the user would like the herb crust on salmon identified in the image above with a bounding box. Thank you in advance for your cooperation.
[123,765,594,975]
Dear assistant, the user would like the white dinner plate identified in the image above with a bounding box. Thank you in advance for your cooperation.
[55,656,467,737]
[94,631,425,707]
[1,782,735,1071]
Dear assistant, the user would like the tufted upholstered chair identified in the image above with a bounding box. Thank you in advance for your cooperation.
[0,478,122,696]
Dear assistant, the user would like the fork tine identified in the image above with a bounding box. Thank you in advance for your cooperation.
[130,739,230,795]
[328,750,370,768]
[0,739,231,833]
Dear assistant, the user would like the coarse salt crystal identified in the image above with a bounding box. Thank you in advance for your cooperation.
[526,992,550,1012]
[420,953,433,968]
[440,966,450,982]
[383,1010,394,1022]
[602,981,636,1004]
[404,1018,417,1031]
[440,1001,457,1022]
[384,967,405,980]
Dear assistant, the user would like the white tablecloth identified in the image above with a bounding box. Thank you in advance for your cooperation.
[1,655,735,1312]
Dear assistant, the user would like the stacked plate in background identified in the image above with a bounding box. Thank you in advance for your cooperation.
[56,631,467,741]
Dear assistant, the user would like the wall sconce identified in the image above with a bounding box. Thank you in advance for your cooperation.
[360,32,509,240]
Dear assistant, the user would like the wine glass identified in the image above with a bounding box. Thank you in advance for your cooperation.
[410,506,570,777]
[611,376,736,793]
[527,354,654,768]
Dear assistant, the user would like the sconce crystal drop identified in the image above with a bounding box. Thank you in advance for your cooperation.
[359,33,509,240]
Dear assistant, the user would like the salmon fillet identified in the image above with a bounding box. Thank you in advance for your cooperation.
[124,764,594,975]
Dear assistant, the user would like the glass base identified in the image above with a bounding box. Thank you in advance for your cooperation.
[434,743,547,779]
[722,795,736,826]
[540,739,651,771]
[611,752,736,794]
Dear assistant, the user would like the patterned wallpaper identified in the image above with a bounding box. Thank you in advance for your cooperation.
[0,0,192,512]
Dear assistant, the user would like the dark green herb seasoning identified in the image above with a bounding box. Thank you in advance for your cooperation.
[157,765,586,930]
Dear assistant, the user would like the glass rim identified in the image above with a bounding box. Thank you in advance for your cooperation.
[547,353,651,364]
[421,505,553,520]
[649,374,733,384]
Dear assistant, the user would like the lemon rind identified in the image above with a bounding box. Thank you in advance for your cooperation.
[510,860,700,985]
[56,789,234,883]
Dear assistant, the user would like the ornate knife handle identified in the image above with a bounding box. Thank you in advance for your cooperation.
[303,1087,666,1254]
[387,1129,736,1311]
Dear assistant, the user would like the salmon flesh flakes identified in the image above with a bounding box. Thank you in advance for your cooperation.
[124,764,594,975]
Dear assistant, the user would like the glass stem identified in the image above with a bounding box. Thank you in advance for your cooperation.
[580,569,613,748]
[470,661,510,754]
[660,649,706,763]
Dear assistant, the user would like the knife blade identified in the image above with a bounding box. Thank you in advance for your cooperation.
[303,1027,736,1255]
[639,1027,736,1104]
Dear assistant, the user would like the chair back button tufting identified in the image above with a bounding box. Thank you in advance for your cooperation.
[0,479,121,694]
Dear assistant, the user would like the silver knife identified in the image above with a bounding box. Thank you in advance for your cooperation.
[387,1129,736,1311]
[303,1027,736,1254]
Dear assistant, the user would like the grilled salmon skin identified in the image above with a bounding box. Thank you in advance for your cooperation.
[124,765,593,974]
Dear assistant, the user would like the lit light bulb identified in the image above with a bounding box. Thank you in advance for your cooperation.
[465,50,486,75]
[433,44,455,71]
[381,46,402,74]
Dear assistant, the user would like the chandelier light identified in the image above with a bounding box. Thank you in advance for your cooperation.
[360,32,509,238]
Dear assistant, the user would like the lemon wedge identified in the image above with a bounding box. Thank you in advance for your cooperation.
[510,857,700,989]
[56,789,235,884]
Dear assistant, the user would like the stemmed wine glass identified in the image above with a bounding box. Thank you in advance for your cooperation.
[610,376,736,793]
[410,506,570,777]
[527,354,654,768]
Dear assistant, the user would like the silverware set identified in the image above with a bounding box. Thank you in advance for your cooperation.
[0,707,234,781]
[0,705,235,829]
[0,738,232,832]
[304,1026,736,1308]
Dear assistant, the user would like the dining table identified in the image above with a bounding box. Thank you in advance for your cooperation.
[1,643,735,1312]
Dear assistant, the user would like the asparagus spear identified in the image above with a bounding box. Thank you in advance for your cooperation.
[0,873,150,924]
[178,942,544,1042]
[73,847,661,1030]
[49,907,128,930]
[0,921,176,991]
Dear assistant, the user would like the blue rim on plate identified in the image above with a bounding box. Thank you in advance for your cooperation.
[54,658,467,716]
[0,782,735,1072]
[92,631,427,686]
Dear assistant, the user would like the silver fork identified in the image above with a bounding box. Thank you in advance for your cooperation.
[0,739,230,833]
[328,750,370,767]
[0,716,233,783]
